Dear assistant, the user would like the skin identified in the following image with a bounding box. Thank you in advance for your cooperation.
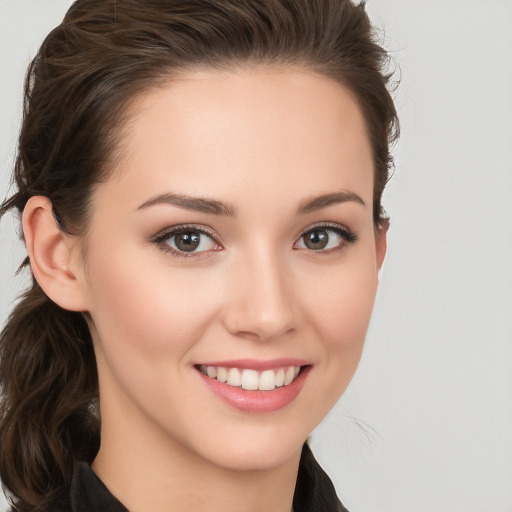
[23,68,386,512]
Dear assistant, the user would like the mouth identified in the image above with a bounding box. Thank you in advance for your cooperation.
[196,364,303,391]
[194,361,312,413]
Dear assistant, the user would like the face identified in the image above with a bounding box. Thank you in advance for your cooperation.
[79,68,385,472]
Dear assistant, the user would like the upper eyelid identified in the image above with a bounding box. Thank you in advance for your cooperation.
[151,221,353,245]
[152,224,221,244]
[297,221,352,237]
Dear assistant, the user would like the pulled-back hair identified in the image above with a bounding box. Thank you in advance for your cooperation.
[0,0,398,510]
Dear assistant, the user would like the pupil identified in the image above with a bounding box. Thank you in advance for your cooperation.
[175,231,200,252]
[305,230,328,250]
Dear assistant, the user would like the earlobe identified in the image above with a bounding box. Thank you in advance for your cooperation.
[22,196,88,312]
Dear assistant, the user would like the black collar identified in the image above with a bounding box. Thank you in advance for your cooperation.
[70,461,127,512]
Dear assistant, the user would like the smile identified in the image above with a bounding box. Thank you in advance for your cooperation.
[198,365,301,391]
[195,361,312,413]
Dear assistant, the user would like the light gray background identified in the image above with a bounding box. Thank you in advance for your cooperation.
[1,1,511,511]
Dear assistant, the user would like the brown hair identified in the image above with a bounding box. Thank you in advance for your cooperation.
[0,0,399,510]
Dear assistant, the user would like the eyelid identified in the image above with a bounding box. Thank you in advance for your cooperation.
[294,221,358,252]
[149,221,356,259]
[151,224,222,245]
[297,221,355,239]
[150,223,224,259]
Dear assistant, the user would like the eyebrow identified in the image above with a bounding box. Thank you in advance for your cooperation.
[297,191,366,214]
[137,190,365,217]
[137,193,237,216]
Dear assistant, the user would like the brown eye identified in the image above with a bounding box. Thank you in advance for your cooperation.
[174,231,201,252]
[158,228,219,255]
[294,225,356,253]
[303,229,329,250]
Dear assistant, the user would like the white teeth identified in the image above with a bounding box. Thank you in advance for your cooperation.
[241,369,259,390]
[275,368,285,387]
[200,364,303,391]
[258,370,276,391]
[216,367,228,382]
[227,368,242,386]
[284,367,295,385]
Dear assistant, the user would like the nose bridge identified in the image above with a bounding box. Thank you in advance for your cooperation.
[223,243,296,340]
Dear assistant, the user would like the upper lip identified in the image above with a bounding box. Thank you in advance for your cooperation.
[194,358,311,371]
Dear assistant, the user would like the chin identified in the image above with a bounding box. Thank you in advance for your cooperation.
[191,428,306,473]
[211,445,302,473]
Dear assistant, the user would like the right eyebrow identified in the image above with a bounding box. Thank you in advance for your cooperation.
[136,192,237,217]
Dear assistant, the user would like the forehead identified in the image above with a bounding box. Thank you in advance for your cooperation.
[99,68,373,214]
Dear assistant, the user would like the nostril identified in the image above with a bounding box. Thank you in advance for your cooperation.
[233,325,296,343]
[234,330,266,341]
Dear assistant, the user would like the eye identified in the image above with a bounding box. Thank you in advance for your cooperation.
[294,224,357,252]
[153,226,221,256]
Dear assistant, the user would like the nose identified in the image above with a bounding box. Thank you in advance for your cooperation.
[222,248,297,341]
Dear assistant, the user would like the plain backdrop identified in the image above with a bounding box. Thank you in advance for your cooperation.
[1,1,511,511]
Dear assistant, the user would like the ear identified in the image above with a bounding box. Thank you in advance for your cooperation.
[22,196,88,312]
[375,221,388,271]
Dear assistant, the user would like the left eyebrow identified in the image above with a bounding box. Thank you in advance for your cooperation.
[297,191,366,214]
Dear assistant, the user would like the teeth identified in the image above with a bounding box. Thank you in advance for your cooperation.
[275,368,285,387]
[199,365,302,391]
[216,367,228,383]
[284,367,295,385]
[241,369,259,390]
[227,368,242,386]
[258,370,275,391]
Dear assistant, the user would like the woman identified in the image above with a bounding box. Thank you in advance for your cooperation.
[0,1,398,511]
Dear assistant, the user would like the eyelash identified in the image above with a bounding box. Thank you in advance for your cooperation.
[294,222,358,254]
[151,222,358,259]
[151,224,221,259]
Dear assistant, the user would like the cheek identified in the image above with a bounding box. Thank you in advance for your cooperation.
[85,248,222,363]
[300,248,378,372]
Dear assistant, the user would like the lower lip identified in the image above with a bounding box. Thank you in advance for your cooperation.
[196,366,311,413]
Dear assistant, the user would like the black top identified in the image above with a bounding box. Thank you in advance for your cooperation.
[70,462,127,512]
[66,444,349,512]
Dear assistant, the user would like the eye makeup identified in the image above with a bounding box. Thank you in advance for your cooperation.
[150,224,223,259]
[149,221,358,260]
[294,221,358,255]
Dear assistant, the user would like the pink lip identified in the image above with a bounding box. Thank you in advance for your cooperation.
[196,358,310,371]
[195,364,312,414]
